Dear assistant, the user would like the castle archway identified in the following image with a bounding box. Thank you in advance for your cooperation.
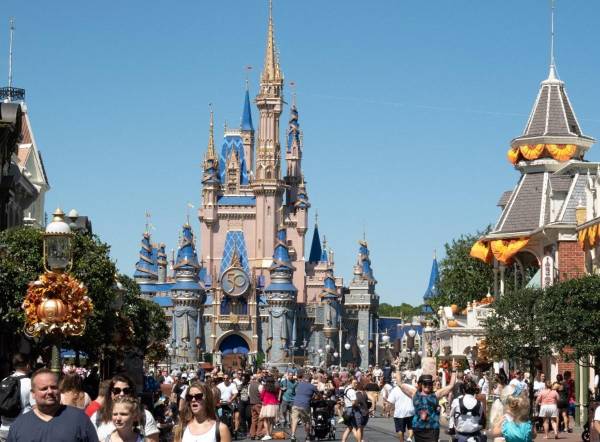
[217,333,250,372]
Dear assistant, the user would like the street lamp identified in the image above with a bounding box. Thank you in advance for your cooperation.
[43,208,73,272]
[407,328,417,370]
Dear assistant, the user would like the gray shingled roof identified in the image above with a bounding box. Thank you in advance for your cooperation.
[550,175,572,193]
[495,173,545,233]
[560,174,585,224]
[497,191,513,207]
[522,77,581,138]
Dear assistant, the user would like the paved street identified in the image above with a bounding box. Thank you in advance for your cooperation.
[232,417,585,442]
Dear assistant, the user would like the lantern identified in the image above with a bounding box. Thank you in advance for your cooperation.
[43,208,73,272]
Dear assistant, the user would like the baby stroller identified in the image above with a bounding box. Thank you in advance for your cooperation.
[310,399,336,440]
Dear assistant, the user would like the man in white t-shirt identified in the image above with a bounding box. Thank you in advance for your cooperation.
[386,384,415,442]
[218,374,239,404]
[0,354,32,442]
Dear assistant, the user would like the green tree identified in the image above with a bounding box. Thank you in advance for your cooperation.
[543,276,600,373]
[434,226,499,309]
[484,287,552,416]
[378,303,421,318]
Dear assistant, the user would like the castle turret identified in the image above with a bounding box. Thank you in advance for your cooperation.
[264,225,297,368]
[200,109,220,226]
[134,231,158,297]
[157,243,167,283]
[285,100,303,201]
[171,223,204,363]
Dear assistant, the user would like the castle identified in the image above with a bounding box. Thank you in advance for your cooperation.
[133,2,379,370]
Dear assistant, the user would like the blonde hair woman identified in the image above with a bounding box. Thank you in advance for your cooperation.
[106,396,144,442]
[174,382,231,442]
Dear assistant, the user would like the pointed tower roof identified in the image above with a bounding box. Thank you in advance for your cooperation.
[261,0,283,84]
[355,239,376,282]
[320,268,338,300]
[241,88,254,131]
[173,224,200,273]
[294,175,310,209]
[308,216,322,263]
[202,108,220,184]
[423,251,439,301]
[266,227,297,293]
[134,232,158,281]
[510,4,594,156]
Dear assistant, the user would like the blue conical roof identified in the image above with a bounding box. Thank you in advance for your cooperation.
[174,224,200,272]
[423,254,439,301]
[241,89,253,131]
[134,232,158,280]
[266,227,297,293]
[308,224,322,263]
[320,269,338,300]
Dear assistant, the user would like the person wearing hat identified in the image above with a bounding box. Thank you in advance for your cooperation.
[397,360,458,442]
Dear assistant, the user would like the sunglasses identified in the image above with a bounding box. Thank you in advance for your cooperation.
[111,387,133,395]
[186,392,204,402]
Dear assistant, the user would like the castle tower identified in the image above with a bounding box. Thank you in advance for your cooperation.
[285,100,303,201]
[157,243,168,283]
[252,0,285,260]
[264,225,297,368]
[171,223,204,364]
[345,240,379,369]
[133,231,158,298]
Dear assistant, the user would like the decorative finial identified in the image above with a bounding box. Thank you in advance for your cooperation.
[7,18,15,98]
[277,204,286,228]
[186,202,194,226]
[144,211,151,234]
[289,81,297,107]
[315,210,319,226]
[362,220,366,241]
[547,0,558,81]
[262,0,282,83]
[245,65,253,90]
[322,235,327,249]
[433,249,437,260]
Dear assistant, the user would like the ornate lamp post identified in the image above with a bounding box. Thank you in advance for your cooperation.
[407,328,417,370]
[23,208,93,374]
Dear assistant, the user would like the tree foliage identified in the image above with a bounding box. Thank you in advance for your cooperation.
[378,303,421,318]
[543,276,600,369]
[433,227,495,309]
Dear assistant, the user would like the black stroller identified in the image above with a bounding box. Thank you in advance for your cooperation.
[310,399,336,440]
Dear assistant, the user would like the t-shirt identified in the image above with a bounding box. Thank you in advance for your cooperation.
[0,372,32,431]
[92,408,158,440]
[7,405,98,442]
[382,366,393,383]
[387,386,414,418]
[84,400,102,417]
[478,378,489,395]
[594,406,600,422]
[293,382,316,409]
[279,379,297,403]
[217,383,238,403]
[537,389,559,405]
[343,387,357,408]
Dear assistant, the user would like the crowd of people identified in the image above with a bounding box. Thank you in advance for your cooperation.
[0,352,597,442]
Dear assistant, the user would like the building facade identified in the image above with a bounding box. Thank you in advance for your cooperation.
[133,5,379,370]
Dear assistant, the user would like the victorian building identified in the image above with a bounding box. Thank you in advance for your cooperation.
[133,3,379,370]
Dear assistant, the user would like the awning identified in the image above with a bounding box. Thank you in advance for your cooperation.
[470,238,529,265]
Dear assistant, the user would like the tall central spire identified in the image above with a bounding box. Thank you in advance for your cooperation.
[262,0,283,84]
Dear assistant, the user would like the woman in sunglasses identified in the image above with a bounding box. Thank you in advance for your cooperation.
[90,374,160,441]
[173,382,231,442]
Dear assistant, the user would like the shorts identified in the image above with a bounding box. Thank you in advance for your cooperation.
[568,403,576,417]
[394,416,413,433]
[539,404,558,418]
[280,400,293,414]
[291,406,310,423]
[413,428,440,442]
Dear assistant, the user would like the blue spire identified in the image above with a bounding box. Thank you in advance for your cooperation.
[287,103,300,153]
[357,240,375,282]
[134,232,158,281]
[308,222,322,263]
[423,252,439,301]
[241,88,254,131]
[174,224,200,272]
[266,227,297,293]
[320,236,328,263]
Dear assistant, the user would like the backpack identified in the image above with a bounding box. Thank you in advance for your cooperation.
[0,375,26,418]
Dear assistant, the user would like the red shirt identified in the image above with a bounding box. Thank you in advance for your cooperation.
[85,400,101,417]
[260,388,279,405]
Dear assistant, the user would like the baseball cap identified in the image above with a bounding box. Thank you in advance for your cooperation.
[418,374,434,385]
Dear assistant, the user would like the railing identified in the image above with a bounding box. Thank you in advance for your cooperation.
[0,87,25,101]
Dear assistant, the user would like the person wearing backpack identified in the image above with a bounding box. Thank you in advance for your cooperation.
[449,379,486,442]
[0,354,31,442]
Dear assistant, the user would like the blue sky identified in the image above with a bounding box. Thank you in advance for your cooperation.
[3,1,600,306]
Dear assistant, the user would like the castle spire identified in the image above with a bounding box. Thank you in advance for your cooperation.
[202,106,220,184]
[241,86,254,131]
[547,0,557,82]
[262,0,283,84]
[308,212,322,263]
